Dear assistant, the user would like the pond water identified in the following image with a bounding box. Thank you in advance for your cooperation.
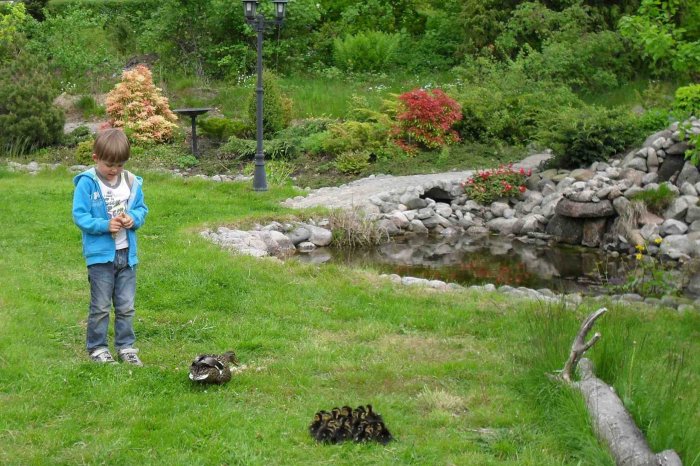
[291,234,633,295]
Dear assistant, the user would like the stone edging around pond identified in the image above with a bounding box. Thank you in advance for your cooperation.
[200,220,699,312]
[379,273,698,313]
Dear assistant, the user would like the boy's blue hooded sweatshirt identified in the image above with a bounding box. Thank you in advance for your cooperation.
[72,168,148,267]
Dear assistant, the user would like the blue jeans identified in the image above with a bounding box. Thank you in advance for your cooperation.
[86,248,137,352]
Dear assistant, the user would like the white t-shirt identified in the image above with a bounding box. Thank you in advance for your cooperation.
[96,172,131,250]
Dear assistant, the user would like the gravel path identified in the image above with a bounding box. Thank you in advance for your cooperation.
[281,153,550,210]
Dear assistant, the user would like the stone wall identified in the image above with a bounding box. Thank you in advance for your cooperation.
[367,118,700,261]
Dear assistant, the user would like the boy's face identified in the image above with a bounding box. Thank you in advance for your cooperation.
[93,154,124,183]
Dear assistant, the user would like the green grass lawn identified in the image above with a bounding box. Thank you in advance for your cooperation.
[0,167,698,465]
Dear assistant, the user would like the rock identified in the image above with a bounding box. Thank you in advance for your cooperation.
[490,202,510,217]
[409,219,429,234]
[305,224,333,246]
[666,141,690,155]
[657,154,685,182]
[402,196,428,210]
[644,129,672,147]
[545,214,584,244]
[570,168,595,181]
[664,197,689,221]
[286,227,311,245]
[686,205,700,223]
[624,157,647,172]
[388,211,410,229]
[660,234,693,257]
[638,210,664,226]
[377,219,401,236]
[640,223,660,240]
[641,172,659,185]
[555,198,615,218]
[677,161,700,186]
[421,215,441,229]
[661,219,689,236]
[416,207,434,220]
[486,217,520,235]
[582,218,608,247]
[267,230,296,256]
[296,241,316,252]
[434,202,453,218]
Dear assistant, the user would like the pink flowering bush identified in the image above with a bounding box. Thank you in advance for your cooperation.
[462,164,531,204]
[392,88,462,154]
[105,65,178,143]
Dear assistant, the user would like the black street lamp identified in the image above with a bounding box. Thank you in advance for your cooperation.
[242,0,289,191]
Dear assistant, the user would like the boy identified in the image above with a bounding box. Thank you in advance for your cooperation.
[72,128,148,365]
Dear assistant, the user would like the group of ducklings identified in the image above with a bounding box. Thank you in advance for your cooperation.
[309,405,393,445]
[189,353,393,445]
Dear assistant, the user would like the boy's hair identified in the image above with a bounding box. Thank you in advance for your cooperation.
[93,129,130,164]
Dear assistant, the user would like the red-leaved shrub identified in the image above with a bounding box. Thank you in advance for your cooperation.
[462,164,531,204]
[105,65,178,143]
[392,88,462,153]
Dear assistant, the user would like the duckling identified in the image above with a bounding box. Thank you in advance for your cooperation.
[309,410,329,437]
[313,411,339,443]
[188,351,239,384]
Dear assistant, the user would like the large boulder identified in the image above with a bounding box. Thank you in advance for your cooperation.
[555,198,615,218]
[545,214,584,244]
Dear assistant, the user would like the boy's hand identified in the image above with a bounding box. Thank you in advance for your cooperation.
[108,217,123,233]
[120,213,134,229]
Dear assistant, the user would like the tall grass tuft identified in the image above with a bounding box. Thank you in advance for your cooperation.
[327,206,389,249]
[2,136,34,158]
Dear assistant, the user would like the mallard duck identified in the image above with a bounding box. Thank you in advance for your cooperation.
[188,351,239,384]
[309,404,393,445]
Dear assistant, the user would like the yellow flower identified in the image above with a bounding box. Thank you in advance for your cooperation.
[654,237,662,244]
[635,244,646,251]
[635,253,643,260]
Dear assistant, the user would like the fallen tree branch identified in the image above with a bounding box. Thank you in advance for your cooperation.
[555,308,683,466]
[559,307,607,383]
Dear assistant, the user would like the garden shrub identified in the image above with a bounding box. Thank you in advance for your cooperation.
[392,88,462,154]
[276,118,337,139]
[219,137,296,161]
[462,164,529,204]
[315,121,389,156]
[0,50,64,153]
[247,71,292,136]
[673,84,700,116]
[538,106,642,169]
[333,30,400,72]
[105,65,179,143]
[198,117,247,140]
[454,59,584,145]
[21,0,49,21]
[26,6,121,90]
[619,0,700,78]
[64,125,93,147]
[75,139,94,165]
[1,2,33,61]
[335,150,371,175]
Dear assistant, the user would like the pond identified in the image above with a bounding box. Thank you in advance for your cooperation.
[291,234,633,295]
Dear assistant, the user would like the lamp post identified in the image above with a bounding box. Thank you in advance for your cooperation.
[242,0,289,192]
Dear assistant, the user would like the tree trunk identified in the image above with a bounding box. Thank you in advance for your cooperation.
[554,308,683,466]
[575,359,682,466]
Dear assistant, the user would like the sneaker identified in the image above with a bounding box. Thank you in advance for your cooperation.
[90,347,116,364]
[118,348,143,366]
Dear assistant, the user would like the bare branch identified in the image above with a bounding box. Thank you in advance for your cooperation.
[559,308,607,383]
